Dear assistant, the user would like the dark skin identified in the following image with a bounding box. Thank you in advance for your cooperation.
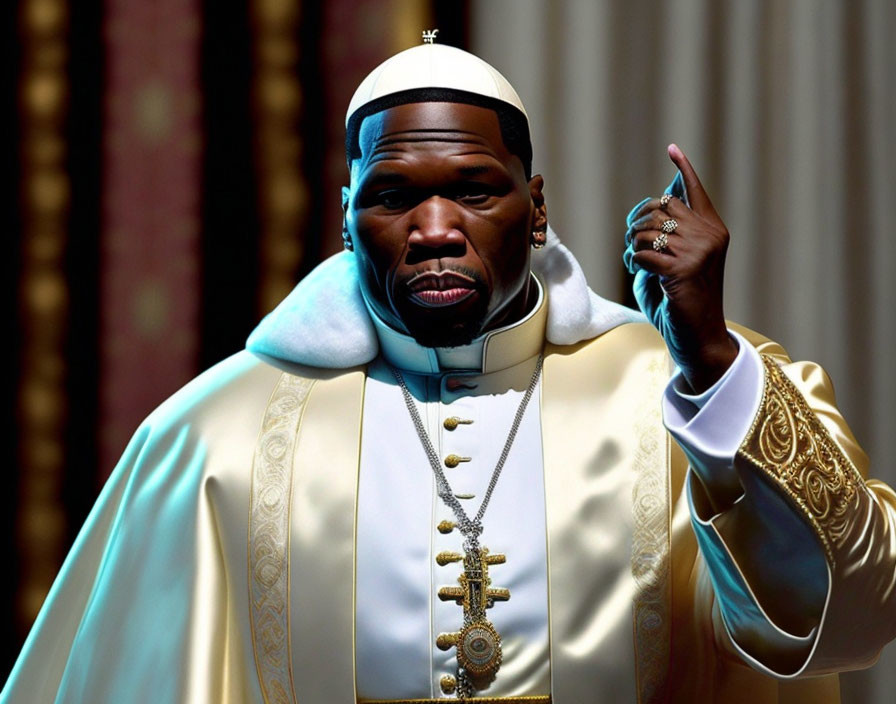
[346,104,735,390]
[627,144,739,392]
[343,102,546,348]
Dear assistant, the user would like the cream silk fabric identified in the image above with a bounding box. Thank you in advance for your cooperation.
[6,320,895,702]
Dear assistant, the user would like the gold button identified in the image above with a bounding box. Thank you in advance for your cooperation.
[444,454,471,468]
[435,550,463,566]
[440,675,457,694]
[436,632,459,650]
[438,586,465,603]
[437,520,455,534]
[443,416,473,430]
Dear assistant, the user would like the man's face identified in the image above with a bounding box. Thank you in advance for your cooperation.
[344,102,546,348]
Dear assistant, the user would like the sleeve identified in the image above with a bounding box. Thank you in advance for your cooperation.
[663,326,896,678]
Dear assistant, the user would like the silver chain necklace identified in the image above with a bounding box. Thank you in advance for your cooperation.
[391,355,544,697]
[391,355,543,550]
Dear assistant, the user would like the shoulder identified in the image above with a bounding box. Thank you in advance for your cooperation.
[546,321,666,360]
[542,320,797,386]
[141,351,366,440]
[548,320,791,361]
[541,322,670,390]
[142,351,279,428]
[107,352,367,493]
[725,321,792,363]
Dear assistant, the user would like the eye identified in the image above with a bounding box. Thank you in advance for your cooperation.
[457,193,489,205]
[453,184,495,205]
[375,189,412,210]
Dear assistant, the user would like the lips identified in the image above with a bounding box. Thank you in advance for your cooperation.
[406,270,478,307]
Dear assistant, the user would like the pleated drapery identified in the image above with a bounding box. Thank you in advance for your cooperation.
[471,1,895,702]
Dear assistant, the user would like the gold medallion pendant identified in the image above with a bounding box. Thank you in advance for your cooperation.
[437,547,510,693]
[456,619,503,679]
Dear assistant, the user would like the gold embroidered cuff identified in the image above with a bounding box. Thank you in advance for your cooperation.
[738,355,865,565]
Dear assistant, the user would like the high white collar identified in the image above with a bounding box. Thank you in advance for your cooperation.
[366,276,547,374]
[246,227,645,370]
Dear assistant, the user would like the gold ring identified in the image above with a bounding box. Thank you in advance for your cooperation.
[660,219,678,234]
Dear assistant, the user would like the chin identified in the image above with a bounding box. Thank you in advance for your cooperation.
[396,285,490,348]
[408,317,485,348]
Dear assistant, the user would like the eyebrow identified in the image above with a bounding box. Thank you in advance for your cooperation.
[361,170,410,188]
[456,164,493,177]
[361,163,498,188]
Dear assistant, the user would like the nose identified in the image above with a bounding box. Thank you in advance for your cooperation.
[406,196,466,254]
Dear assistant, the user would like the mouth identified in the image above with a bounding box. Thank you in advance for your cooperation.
[405,270,479,307]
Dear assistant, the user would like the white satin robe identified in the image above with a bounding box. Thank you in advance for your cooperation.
[3,301,895,703]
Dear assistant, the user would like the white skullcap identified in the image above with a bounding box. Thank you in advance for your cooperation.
[345,43,528,125]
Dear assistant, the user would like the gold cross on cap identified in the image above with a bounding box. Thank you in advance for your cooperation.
[422,29,439,44]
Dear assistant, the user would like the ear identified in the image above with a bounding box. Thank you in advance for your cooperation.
[341,186,355,250]
[528,174,547,233]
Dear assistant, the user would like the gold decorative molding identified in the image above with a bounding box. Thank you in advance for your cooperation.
[249,372,315,704]
[250,0,307,315]
[16,0,70,629]
[739,355,865,565]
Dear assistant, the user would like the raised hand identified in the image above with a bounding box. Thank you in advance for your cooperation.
[623,144,738,393]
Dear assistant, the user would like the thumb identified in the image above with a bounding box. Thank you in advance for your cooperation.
[665,171,688,207]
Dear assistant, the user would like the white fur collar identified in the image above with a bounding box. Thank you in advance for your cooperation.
[246,227,645,368]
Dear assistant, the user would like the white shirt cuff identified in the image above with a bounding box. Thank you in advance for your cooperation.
[662,330,765,506]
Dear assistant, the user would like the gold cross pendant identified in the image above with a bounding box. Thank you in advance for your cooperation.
[437,548,510,610]
[436,547,509,688]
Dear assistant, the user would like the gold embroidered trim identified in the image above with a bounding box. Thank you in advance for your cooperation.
[249,372,315,704]
[630,354,671,703]
[358,697,550,703]
[738,355,865,565]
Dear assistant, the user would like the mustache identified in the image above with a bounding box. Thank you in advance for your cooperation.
[400,266,485,291]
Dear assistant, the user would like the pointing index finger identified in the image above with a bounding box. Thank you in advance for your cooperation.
[667,144,718,220]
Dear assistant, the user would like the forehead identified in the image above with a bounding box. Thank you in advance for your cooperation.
[355,102,513,169]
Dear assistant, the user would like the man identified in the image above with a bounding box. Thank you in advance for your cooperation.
[4,40,895,704]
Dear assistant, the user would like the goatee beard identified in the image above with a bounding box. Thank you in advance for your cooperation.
[408,312,487,348]
[396,266,489,348]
